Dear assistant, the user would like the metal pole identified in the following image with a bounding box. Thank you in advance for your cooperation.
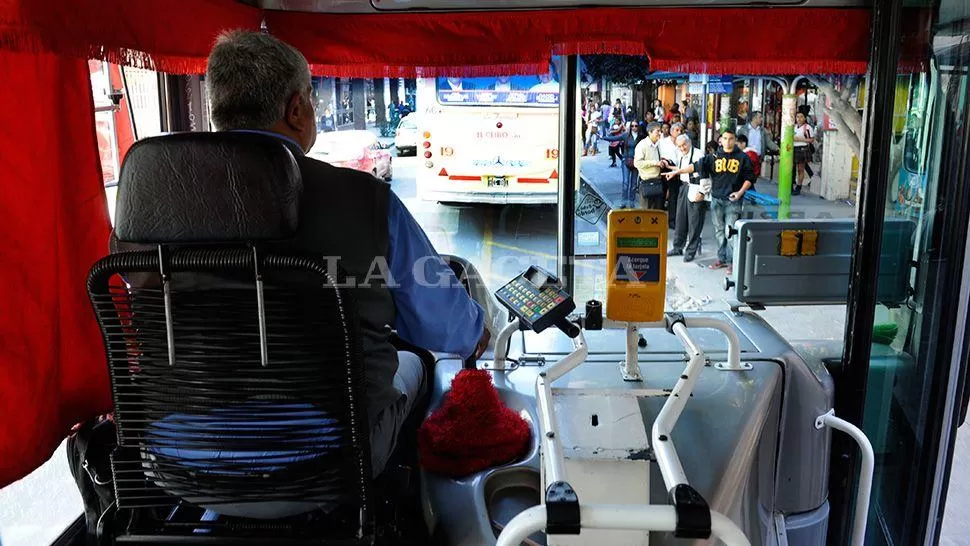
[778,91,796,219]
[829,0,902,540]
[557,56,579,293]
[620,324,642,381]
[699,74,709,153]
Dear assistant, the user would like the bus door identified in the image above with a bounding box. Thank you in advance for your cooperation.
[831,0,970,543]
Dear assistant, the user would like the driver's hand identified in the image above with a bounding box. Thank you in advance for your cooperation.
[473,327,491,360]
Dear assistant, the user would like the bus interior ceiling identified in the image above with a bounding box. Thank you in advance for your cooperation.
[1,1,969,546]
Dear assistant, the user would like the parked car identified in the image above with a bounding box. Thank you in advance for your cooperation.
[394,114,419,156]
[309,130,392,181]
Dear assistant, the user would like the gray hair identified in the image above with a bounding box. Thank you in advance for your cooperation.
[671,122,686,132]
[675,134,692,146]
[645,122,662,133]
[205,30,312,130]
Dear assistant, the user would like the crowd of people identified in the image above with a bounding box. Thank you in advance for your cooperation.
[583,97,816,275]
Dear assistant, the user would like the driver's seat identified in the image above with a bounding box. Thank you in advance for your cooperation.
[86,132,378,543]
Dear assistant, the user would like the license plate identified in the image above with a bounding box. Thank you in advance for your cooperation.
[485,176,508,188]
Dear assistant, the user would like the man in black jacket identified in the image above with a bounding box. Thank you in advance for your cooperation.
[664,129,754,274]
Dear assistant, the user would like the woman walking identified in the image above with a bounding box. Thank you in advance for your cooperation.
[793,111,815,195]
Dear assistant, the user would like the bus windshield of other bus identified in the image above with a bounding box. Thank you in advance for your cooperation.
[416,64,560,204]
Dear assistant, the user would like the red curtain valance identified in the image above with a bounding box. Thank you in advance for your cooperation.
[0,0,260,74]
[270,7,872,77]
[0,1,871,76]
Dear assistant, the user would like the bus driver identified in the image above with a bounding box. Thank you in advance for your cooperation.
[205,30,491,476]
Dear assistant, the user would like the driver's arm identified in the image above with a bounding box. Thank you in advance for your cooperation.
[386,192,487,360]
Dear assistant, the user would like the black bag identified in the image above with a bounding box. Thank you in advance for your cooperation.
[67,417,118,545]
[640,177,664,199]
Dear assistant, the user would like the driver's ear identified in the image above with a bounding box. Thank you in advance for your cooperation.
[284,91,306,130]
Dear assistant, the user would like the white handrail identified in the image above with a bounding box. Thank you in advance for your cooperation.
[495,504,751,546]
[536,329,587,485]
[652,321,707,491]
[682,316,742,370]
[816,410,874,546]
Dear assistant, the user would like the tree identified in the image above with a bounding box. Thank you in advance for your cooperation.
[808,74,905,190]
[807,75,863,156]
[582,55,651,86]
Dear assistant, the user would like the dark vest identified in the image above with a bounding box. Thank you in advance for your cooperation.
[290,155,400,425]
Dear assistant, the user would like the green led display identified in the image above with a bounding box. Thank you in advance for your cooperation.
[616,237,659,249]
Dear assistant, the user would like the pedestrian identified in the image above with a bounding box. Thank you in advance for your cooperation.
[667,134,709,262]
[614,98,625,121]
[653,99,664,121]
[621,122,641,206]
[320,107,336,132]
[682,100,696,122]
[607,117,625,167]
[584,110,601,156]
[685,118,700,146]
[793,111,815,195]
[738,135,762,179]
[661,122,671,138]
[737,111,779,160]
[664,102,680,123]
[603,121,642,206]
[644,110,656,126]
[660,122,685,231]
[600,101,612,133]
[633,122,666,210]
[664,129,755,274]
[612,104,625,126]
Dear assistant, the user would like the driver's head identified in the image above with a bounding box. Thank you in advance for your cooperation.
[207,30,316,152]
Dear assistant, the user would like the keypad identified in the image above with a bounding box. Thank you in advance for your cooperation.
[497,280,568,325]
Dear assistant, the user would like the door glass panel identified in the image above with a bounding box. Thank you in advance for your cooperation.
[863,0,970,543]
[572,55,857,342]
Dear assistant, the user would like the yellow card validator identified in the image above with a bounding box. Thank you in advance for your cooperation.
[605,210,668,323]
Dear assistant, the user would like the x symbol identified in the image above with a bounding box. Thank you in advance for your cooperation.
[650,217,659,224]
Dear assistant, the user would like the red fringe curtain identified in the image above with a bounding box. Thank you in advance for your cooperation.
[0,0,261,74]
[0,0,873,76]
[0,51,112,488]
[269,7,873,77]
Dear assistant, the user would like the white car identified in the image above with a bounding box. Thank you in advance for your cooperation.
[394,114,419,156]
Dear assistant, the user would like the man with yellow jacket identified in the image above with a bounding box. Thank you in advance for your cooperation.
[633,122,666,210]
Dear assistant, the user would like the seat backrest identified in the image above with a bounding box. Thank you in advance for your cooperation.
[88,133,373,528]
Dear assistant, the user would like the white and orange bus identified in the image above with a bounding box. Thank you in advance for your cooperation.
[415,69,560,205]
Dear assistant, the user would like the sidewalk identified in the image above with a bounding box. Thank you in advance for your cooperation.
[580,150,854,341]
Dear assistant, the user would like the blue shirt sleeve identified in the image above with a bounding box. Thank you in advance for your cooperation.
[386,192,485,359]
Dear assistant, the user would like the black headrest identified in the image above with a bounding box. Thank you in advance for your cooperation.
[114,132,302,243]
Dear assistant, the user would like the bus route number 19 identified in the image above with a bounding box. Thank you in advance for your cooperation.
[545,149,559,159]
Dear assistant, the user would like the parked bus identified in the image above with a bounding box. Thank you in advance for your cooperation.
[415,68,561,204]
